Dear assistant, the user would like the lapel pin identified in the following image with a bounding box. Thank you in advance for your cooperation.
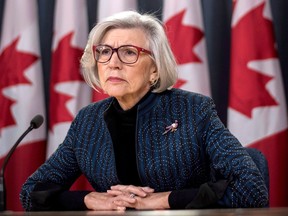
[163,120,178,135]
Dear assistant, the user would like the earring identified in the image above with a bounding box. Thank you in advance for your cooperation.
[150,79,157,85]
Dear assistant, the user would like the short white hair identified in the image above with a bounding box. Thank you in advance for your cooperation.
[80,10,178,93]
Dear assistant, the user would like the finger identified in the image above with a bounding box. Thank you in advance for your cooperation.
[110,185,126,190]
[129,187,150,198]
[108,188,136,199]
[131,190,146,198]
[115,194,137,204]
[116,206,126,211]
[141,186,155,193]
[111,201,127,211]
[110,185,137,196]
[113,199,136,208]
[111,185,148,198]
[107,189,123,196]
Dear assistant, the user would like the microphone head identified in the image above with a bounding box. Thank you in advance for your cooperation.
[30,115,44,129]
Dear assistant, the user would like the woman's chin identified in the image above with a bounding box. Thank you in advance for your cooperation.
[104,89,126,98]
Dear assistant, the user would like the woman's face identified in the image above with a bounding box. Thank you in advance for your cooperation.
[97,28,157,110]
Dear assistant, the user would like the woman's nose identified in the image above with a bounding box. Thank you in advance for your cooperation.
[108,51,122,66]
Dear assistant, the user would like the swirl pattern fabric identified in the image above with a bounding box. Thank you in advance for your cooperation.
[20,88,268,210]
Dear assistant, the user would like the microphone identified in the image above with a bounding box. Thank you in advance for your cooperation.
[0,115,44,211]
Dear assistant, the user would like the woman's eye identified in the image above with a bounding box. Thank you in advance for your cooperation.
[123,49,137,56]
[101,48,111,55]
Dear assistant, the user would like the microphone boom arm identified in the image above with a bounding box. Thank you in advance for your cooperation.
[0,115,44,211]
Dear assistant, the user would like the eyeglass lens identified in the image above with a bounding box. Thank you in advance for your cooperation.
[95,45,140,64]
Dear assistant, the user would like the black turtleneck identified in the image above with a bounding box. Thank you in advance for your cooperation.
[108,92,152,185]
[111,100,141,185]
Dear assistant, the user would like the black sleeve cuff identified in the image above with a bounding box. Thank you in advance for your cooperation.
[30,181,92,211]
[168,178,231,209]
[57,190,91,211]
[168,188,199,209]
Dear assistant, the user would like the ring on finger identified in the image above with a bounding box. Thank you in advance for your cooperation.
[129,193,136,198]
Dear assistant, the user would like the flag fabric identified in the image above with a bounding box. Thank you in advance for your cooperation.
[0,0,46,211]
[98,0,137,21]
[163,0,211,96]
[93,0,137,102]
[48,0,92,190]
[228,0,288,206]
[48,0,91,157]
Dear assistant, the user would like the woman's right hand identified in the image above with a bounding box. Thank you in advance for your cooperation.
[84,191,136,211]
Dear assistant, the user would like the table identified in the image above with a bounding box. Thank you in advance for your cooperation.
[1,208,288,216]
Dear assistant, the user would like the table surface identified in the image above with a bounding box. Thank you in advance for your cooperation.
[1,208,288,216]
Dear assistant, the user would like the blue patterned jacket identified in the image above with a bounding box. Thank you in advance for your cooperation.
[20,88,268,209]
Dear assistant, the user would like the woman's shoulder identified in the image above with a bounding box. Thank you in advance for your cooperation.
[165,88,213,102]
[77,97,113,116]
[152,89,215,114]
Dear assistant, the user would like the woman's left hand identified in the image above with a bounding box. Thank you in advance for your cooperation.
[107,184,171,210]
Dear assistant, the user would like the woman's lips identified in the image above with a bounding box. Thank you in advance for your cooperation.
[107,76,125,83]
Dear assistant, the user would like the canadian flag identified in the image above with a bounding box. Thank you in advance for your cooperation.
[48,0,92,191]
[48,0,91,157]
[93,0,137,102]
[0,0,46,211]
[98,0,137,20]
[228,0,288,206]
[163,0,211,96]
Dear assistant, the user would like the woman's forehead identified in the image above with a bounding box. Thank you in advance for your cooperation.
[100,28,149,47]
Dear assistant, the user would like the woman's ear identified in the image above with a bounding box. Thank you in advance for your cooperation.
[149,63,158,81]
[150,70,159,86]
[150,73,158,85]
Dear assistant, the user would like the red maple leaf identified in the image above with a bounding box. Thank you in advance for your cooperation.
[49,32,84,130]
[165,9,204,65]
[229,3,278,118]
[173,78,187,89]
[0,38,38,130]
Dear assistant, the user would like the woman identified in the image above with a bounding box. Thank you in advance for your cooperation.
[20,11,268,211]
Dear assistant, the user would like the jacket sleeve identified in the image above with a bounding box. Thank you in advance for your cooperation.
[195,95,269,208]
[28,181,90,211]
[20,114,86,211]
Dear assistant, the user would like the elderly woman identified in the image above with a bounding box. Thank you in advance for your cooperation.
[20,11,268,211]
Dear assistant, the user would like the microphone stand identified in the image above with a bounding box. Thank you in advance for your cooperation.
[0,123,37,211]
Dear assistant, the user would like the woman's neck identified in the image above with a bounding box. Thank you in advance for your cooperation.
[115,90,151,111]
[116,89,151,111]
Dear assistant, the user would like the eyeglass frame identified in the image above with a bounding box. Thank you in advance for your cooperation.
[93,44,152,64]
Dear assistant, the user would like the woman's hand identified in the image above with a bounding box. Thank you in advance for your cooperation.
[107,184,171,210]
[84,191,136,211]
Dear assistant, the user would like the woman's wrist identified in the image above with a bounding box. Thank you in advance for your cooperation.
[155,191,171,209]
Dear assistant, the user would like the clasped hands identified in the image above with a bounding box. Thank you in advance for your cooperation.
[84,184,171,211]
